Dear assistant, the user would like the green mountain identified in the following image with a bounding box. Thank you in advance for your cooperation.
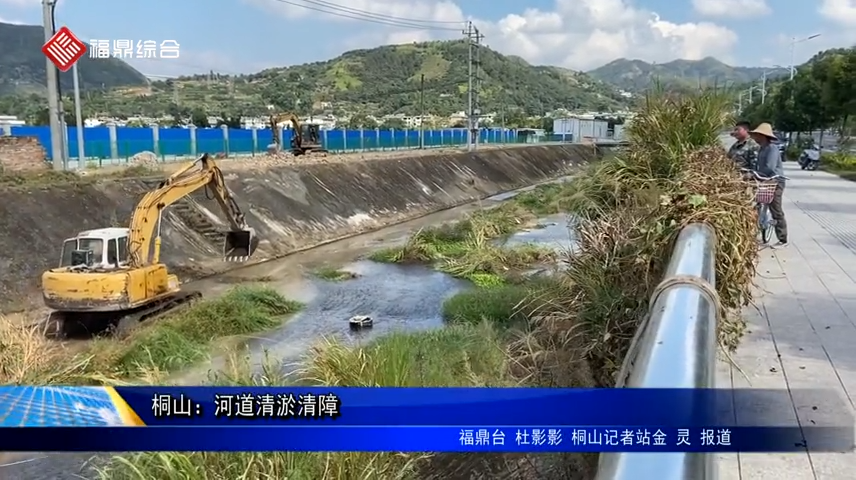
[22,40,627,121]
[0,21,147,95]
[1,39,629,123]
[587,57,786,92]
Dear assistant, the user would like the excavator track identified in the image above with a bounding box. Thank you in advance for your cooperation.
[46,290,203,339]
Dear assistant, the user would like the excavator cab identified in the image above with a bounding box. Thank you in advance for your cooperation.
[59,228,130,270]
[301,124,321,146]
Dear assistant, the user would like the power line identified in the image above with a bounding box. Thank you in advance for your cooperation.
[300,0,464,24]
[270,0,462,31]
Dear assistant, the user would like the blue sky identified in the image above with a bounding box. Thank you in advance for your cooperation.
[1,0,853,77]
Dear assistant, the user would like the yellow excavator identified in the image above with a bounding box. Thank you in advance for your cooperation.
[41,153,258,337]
[269,112,327,156]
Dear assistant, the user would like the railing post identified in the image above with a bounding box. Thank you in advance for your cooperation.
[596,223,718,480]
[221,124,229,156]
[251,127,258,156]
[108,122,118,161]
[189,125,197,157]
[151,124,160,159]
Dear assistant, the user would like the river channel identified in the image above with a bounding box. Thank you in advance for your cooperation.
[0,178,577,479]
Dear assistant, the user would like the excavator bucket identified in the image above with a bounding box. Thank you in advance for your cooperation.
[224,229,256,262]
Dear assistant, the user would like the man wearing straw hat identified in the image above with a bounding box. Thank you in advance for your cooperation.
[728,121,759,169]
[749,122,788,247]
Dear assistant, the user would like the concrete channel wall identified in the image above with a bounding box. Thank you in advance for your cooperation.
[0,144,607,309]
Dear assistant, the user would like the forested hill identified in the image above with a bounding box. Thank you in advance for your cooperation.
[0,21,147,95]
[587,57,783,92]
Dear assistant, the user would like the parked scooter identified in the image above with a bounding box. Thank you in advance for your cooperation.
[798,148,820,170]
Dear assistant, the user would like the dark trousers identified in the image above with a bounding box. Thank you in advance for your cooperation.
[769,184,788,242]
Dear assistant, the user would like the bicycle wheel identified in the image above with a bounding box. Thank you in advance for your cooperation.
[759,205,773,244]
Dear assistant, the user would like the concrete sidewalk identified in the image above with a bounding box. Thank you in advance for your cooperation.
[718,163,856,479]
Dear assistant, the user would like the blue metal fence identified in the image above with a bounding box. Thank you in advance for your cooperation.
[8,126,521,163]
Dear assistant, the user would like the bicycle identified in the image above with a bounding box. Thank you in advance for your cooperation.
[741,169,788,244]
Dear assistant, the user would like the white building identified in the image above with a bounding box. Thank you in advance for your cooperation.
[0,115,25,127]
[553,117,609,142]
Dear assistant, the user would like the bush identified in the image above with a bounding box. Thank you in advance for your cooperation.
[528,87,758,386]
[824,152,856,170]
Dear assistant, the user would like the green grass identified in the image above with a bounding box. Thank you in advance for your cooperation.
[312,266,358,282]
[442,284,532,327]
[96,322,510,480]
[368,195,558,287]
[822,152,856,181]
[86,286,303,378]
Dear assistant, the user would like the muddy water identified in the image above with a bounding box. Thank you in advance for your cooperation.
[1,181,576,479]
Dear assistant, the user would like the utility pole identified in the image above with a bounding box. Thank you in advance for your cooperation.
[71,62,85,168]
[474,30,483,148]
[419,74,425,149]
[463,22,482,151]
[41,0,65,170]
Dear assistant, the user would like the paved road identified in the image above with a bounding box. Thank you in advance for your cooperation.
[717,162,856,479]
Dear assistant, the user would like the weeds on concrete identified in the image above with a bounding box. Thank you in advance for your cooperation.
[0,169,82,187]
[312,266,358,282]
[0,164,162,190]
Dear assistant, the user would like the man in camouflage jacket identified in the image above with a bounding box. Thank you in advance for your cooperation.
[728,121,759,170]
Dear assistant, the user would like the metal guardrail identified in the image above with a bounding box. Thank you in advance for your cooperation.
[595,223,718,480]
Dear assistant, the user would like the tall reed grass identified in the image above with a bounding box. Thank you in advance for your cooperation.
[523,86,758,387]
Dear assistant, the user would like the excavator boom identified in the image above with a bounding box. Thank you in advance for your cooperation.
[40,153,258,338]
[127,153,256,266]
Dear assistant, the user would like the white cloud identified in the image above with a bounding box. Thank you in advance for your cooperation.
[819,0,856,26]
[0,0,36,6]
[692,0,771,18]
[277,0,739,71]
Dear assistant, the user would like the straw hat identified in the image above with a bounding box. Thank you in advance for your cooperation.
[749,123,777,139]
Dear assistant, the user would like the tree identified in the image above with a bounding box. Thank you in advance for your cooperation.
[812,49,856,138]
[345,114,377,129]
[217,114,242,129]
[190,108,209,128]
[791,71,835,138]
[379,118,406,129]
[741,46,856,140]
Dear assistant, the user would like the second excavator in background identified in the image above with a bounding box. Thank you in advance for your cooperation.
[268,112,328,156]
[41,153,259,337]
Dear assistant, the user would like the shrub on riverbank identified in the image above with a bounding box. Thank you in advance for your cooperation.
[528,87,758,386]
[0,285,303,384]
[93,286,303,377]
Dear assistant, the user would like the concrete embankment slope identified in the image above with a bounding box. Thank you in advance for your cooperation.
[0,144,603,308]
